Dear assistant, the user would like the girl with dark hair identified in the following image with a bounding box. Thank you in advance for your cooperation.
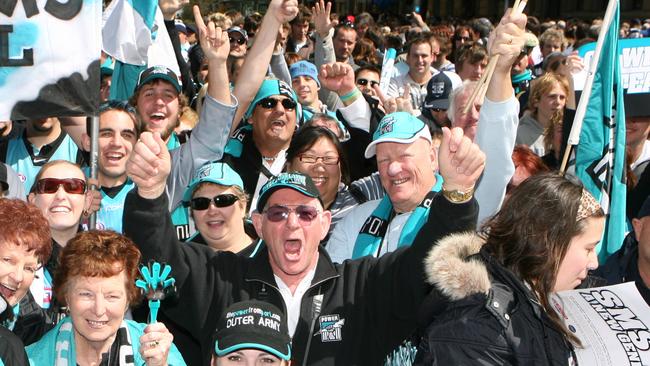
[416,173,605,364]
[285,126,353,232]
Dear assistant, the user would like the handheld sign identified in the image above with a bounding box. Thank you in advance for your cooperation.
[0,0,101,120]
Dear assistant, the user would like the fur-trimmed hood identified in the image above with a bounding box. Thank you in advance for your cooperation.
[424,232,491,300]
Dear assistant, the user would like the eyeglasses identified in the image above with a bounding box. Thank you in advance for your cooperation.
[298,154,340,165]
[263,205,320,223]
[229,37,246,45]
[35,178,87,195]
[356,78,379,87]
[190,194,240,210]
[429,108,447,113]
[257,97,297,111]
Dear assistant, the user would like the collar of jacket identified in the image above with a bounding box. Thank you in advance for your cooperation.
[245,246,340,289]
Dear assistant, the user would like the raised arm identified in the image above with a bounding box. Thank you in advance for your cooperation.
[231,0,299,133]
[474,9,527,224]
[194,5,232,105]
[164,6,237,211]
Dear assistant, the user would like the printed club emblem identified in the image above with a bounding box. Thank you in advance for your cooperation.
[314,314,344,342]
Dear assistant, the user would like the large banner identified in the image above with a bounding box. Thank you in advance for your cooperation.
[0,0,101,120]
[574,37,650,117]
[553,282,650,365]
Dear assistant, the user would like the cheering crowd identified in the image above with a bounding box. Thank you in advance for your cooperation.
[0,0,649,364]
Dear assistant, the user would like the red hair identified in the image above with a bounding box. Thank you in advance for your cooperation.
[512,145,550,176]
[54,230,142,306]
[0,198,51,264]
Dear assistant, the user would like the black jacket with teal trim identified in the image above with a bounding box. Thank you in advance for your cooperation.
[123,190,477,366]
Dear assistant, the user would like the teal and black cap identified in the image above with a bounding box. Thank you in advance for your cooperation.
[135,65,182,94]
[256,172,321,212]
[214,300,291,361]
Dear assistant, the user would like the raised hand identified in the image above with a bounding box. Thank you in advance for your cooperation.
[193,5,229,64]
[487,8,527,72]
[312,0,333,38]
[127,132,171,200]
[158,0,189,20]
[319,62,356,95]
[374,84,415,115]
[140,322,174,366]
[438,127,485,191]
[268,0,299,24]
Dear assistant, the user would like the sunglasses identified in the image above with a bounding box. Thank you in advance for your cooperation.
[456,36,470,42]
[190,194,240,210]
[257,97,297,111]
[356,78,379,87]
[429,108,447,113]
[263,205,320,223]
[229,37,246,45]
[35,178,87,195]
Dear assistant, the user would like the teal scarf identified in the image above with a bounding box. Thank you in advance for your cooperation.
[351,174,443,259]
[225,124,253,158]
[26,317,186,366]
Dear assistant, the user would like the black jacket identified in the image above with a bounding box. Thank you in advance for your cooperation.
[0,326,28,366]
[415,233,575,365]
[123,190,478,366]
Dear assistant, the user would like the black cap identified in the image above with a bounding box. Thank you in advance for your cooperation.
[135,66,181,94]
[0,164,8,192]
[423,72,453,110]
[214,301,291,360]
[256,172,322,212]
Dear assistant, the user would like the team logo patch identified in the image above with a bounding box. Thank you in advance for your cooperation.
[379,118,394,135]
[314,314,344,342]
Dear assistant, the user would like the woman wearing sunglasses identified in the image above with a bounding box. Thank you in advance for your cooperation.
[27,160,92,312]
[183,162,259,256]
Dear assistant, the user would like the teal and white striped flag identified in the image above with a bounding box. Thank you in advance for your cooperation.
[102,0,180,100]
[571,0,626,261]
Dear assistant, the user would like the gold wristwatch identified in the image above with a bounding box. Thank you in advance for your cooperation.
[441,186,475,203]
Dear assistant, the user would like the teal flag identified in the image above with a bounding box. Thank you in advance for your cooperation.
[573,0,626,261]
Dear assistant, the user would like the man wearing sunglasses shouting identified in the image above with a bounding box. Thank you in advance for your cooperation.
[222,78,301,213]
[125,117,485,365]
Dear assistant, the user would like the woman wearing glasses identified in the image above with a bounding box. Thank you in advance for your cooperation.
[285,126,383,235]
[183,162,259,256]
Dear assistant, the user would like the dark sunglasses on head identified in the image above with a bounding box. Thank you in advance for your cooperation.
[229,37,246,45]
[190,194,240,210]
[356,78,379,87]
[257,97,297,111]
[263,205,320,223]
[35,178,86,195]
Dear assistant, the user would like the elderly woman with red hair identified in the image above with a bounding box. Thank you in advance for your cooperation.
[26,231,186,366]
[0,198,52,364]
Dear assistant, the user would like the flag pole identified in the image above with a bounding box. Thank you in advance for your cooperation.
[559,0,619,174]
[88,115,99,230]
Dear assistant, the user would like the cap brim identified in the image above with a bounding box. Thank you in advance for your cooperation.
[139,74,181,93]
[423,98,449,110]
[215,337,291,361]
[256,184,320,212]
[364,127,432,158]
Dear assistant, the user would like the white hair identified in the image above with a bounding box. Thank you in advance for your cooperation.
[447,80,478,123]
